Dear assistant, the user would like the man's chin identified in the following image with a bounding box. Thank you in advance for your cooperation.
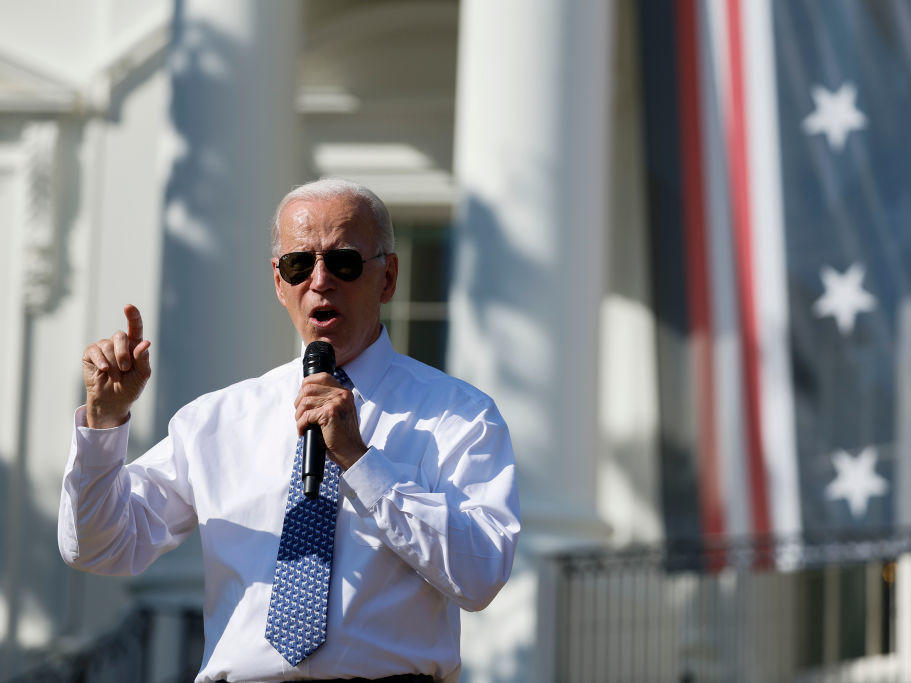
[300,323,380,365]
[304,331,340,347]
[302,328,346,356]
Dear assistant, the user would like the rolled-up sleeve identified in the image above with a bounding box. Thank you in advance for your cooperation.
[340,400,520,612]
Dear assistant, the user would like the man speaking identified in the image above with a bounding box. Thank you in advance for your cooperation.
[58,179,521,682]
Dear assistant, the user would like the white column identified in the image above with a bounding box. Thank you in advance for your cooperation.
[156,0,303,430]
[137,0,304,625]
[450,0,612,539]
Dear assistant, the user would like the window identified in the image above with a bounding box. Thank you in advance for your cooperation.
[381,221,451,370]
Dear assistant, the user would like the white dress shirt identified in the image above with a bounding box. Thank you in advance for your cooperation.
[58,328,520,682]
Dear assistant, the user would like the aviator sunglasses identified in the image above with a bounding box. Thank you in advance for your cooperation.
[277,248,385,285]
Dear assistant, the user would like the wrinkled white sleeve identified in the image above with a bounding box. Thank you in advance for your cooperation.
[339,399,520,612]
[58,406,198,576]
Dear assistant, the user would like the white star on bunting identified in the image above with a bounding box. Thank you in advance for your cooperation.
[812,262,876,335]
[825,447,888,519]
[802,82,867,151]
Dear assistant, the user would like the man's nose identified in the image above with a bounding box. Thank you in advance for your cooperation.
[309,255,334,290]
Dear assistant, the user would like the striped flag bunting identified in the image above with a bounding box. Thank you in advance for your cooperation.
[639,0,911,568]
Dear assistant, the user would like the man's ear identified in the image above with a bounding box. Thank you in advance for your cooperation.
[272,259,287,306]
[380,253,398,304]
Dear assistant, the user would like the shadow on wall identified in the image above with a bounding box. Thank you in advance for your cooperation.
[1,116,84,676]
[156,2,291,439]
[0,34,173,677]
[450,193,547,508]
[449,194,541,682]
[0,458,74,676]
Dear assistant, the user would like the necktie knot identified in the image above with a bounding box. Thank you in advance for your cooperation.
[333,367,353,389]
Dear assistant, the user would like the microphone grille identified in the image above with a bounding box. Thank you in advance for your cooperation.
[303,341,336,377]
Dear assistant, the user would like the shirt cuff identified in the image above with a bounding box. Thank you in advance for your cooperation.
[340,446,398,514]
[73,405,131,468]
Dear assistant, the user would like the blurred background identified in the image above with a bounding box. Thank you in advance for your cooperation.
[1,0,911,680]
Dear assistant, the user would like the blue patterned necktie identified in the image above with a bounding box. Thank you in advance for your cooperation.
[265,367,353,665]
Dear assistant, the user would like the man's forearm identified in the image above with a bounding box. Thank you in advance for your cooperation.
[340,441,520,611]
[58,408,197,576]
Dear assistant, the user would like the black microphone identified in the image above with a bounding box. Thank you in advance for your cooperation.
[302,340,335,499]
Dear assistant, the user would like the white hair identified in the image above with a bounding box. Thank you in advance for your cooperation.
[270,178,395,257]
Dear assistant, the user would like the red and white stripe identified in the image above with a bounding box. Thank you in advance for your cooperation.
[673,0,801,557]
[741,0,801,546]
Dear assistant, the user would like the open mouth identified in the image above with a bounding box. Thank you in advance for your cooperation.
[310,306,339,324]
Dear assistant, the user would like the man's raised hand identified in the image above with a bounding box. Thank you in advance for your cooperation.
[82,305,152,429]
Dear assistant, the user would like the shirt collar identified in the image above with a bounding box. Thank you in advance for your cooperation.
[298,326,394,400]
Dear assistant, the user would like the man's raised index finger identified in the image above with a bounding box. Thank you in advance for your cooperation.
[124,304,143,342]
